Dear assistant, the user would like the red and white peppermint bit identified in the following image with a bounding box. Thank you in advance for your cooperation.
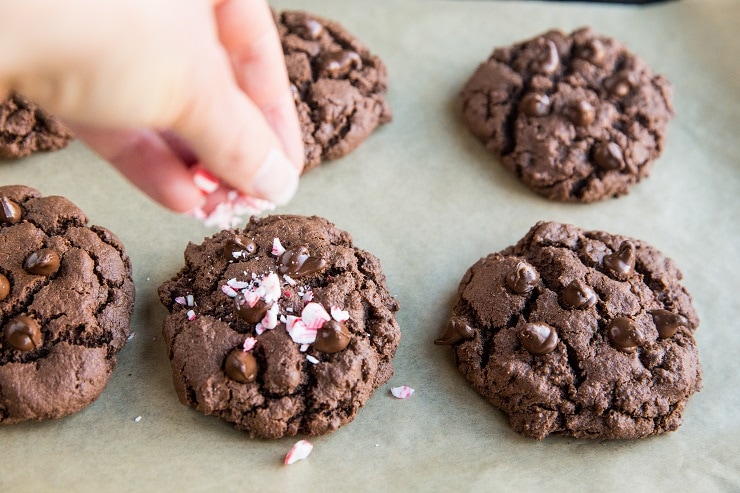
[227,278,249,290]
[241,290,261,307]
[221,284,238,298]
[330,306,350,322]
[283,275,297,286]
[174,296,187,305]
[306,355,319,365]
[391,386,414,399]
[286,315,317,344]
[242,337,257,352]
[260,272,281,303]
[255,324,265,336]
[272,237,286,257]
[284,440,313,465]
[261,303,279,330]
[189,190,275,229]
[186,294,195,307]
[192,167,220,194]
[302,290,314,302]
[186,310,196,321]
[301,303,330,330]
[299,344,310,352]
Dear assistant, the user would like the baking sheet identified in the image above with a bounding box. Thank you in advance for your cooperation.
[1,0,739,491]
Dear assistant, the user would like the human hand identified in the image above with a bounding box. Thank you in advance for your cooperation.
[0,0,304,213]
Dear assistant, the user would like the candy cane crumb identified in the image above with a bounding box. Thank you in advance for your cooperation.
[284,440,313,465]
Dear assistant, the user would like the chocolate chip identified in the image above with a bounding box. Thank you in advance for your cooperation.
[604,71,636,97]
[0,196,22,224]
[521,93,550,117]
[4,315,42,352]
[506,261,539,294]
[562,280,597,309]
[434,316,475,346]
[607,317,644,352]
[319,50,362,78]
[234,293,271,324]
[279,245,327,278]
[223,237,257,261]
[24,248,60,276]
[593,142,625,171]
[603,241,636,280]
[314,320,351,353]
[577,39,605,65]
[533,39,559,74]
[294,18,323,40]
[0,273,9,301]
[564,100,596,127]
[224,349,258,383]
[651,309,688,339]
[519,322,559,355]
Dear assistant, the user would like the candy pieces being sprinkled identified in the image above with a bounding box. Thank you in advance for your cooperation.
[314,320,351,353]
[434,316,475,346]
[24,248,60,276]
[519,322,559,355]
[192,167,220,194]
[607,317,645,353]
[562,280,597,309]
[651,309,688,339]
[0,273,10,300]
[284,440,314,465]
[279,245,327,278]
[604,241,636,280]
[391,386,414,399]
[189,190,275,229]
[224,348,258,383]
[506,261,540,294]
[4,315,42,351]
[0,196,22,224]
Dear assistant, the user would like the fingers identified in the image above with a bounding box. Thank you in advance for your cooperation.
[214,0,304,171]
[71,124,204,213]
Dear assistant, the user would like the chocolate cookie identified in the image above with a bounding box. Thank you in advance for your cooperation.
[0,94,73,159]
[158,215,400,439]
[0,185,134,423]
[276,10,392,172]
[461,28,673,202]
[436,221,700,439]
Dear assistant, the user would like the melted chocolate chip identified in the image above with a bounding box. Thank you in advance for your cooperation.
[521,93,550,117]
[223,237,257,261]
[577,39,605,65]
[0,273,9,301]
[519,322,559,355]
[562,280,597,309]
[506,261,540,295]
[319,50,362,78]
[434,316,475,346]
[533,39,560,74]
[224,349,258,383]
[4,315,42,352]
[607,317,644,352]
[604,71,637,97]
[604,241,636,280]
[234,293,271,324]
[0,196,22,224]
[314,320,351,353]
[293,18,323,40]
[24,248,60,276]
[279,245,327,278]
[565,100,596,127]
[651,309,688,339]
[593,142,625,171]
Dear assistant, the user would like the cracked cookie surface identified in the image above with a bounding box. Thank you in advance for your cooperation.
[0,94,73,159]
[436,221,700,439]
[158,215,400,439]
[276,10,392,172]
[461,28,673,202]
[0,185,134,423]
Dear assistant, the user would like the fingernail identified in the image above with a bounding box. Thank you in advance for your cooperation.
[251,148,300,205]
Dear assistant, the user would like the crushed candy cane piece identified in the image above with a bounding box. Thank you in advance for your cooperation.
[279,315,287,324]
[284,440,313,465]
[255,324,265,335]
[227,278,250,290]
[186,310,196,321]
[261,303,279,330]
[306,355,319,364]
[391,386,414,399]
[272,237,286,257]
[192,167,220,194]
[286,315,317,344]
[186,294,195,307]
[221,284,238,298]
[302,290,314,302]
[300,344,309,352]
[175,296,187,305]
[127,332,136,341]
[283,275,297,286]
[242,337,257,352]
[241,290,261,307]
[331,306,350,322]
[189,190,275,229]
[260,272,281,303]
[301,303,331,330]
[134,416,142,423]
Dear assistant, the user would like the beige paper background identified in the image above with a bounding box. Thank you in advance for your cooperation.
[1,0,738,491]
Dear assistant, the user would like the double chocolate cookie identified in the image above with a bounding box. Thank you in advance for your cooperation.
[461,28,673,202]
[0,185,134,423]
[437,221,700,439]
[0,93,73,159]
[158,215,400,439]
[276,10,392,172]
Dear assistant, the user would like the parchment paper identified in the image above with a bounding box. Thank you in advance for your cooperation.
[1,1,738,491]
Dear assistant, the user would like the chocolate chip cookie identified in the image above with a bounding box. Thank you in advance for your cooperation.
[461,28,673,202]
[0,94,73,159]
[436,221,700,439]
[158,215,400,439]
[0,185,134,423]
[276,10,392,172]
